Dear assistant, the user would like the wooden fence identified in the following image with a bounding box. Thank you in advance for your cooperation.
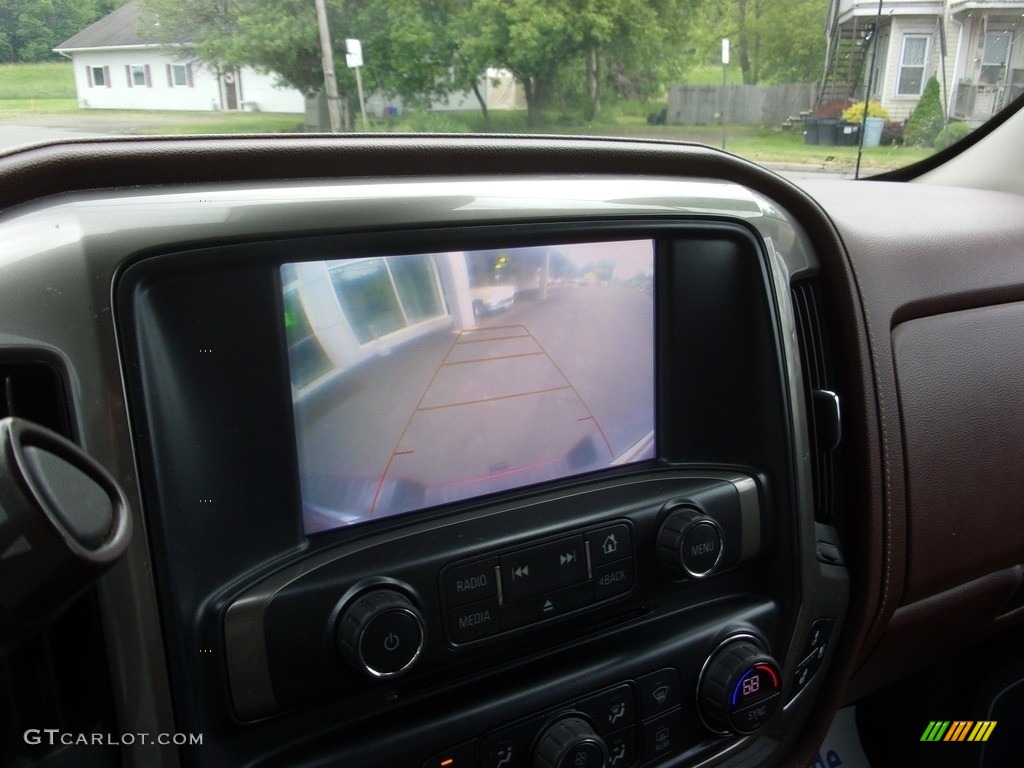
[666,83,819,126]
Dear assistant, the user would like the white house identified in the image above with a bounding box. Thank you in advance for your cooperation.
[54,1,305,113]
[821,0,1024,124]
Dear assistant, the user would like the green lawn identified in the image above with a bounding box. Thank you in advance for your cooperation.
[0,62,76,99]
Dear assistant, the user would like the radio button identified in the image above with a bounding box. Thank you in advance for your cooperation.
[500,536,587,602]
[444,557,499,607]
[500,582,592,630]
[586,524,632,567]
[592,559,634,601]
[448,598,501,644]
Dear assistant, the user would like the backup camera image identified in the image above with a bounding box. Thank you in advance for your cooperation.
[282,241,655,534]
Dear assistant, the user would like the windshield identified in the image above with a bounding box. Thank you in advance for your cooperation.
[1,0,1018,180]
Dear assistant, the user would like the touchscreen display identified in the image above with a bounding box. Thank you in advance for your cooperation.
[282,241,655,534]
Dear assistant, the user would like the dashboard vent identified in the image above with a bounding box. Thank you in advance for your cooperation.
[0,359,72,436]
[0,357,118,767]
[791,283,840,524]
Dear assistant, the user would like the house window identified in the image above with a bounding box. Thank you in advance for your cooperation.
[328,256,445,345]
[90,66,105,87]
[131,65,147,86]
[896,35,930,96]
[171,64,188,86]
[980,32,1012,85]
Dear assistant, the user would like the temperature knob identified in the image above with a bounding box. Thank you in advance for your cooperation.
[336,589,425,679]
[698,639,782,735]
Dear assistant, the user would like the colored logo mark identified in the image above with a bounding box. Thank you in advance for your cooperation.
[920,721,997,742]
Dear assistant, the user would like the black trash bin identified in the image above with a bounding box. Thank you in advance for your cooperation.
[837,121,860,146]
[803,118,820,145]
[818,118,840,146]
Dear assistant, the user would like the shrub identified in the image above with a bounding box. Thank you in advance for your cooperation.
[811,100,850,118]
[841,101,889,123]
[934,121,972,151]
[904,77,945,146]
[881,120,905,146]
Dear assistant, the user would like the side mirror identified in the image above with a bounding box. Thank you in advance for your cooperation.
[0,417,131,653]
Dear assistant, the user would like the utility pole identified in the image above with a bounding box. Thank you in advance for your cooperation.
[314,0,341,132]
[721,38,730,150]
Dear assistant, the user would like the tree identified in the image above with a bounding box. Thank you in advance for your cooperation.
[140,0,490,126]
[904,77,945,147]
[0,0,108,63]
[689,0,827,84]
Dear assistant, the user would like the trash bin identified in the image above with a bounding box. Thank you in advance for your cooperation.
[863,116,885,147]
[818,118,841,146]
[837,121,860,146]
[803,117,820,145]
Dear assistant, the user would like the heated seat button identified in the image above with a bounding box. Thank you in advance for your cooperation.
[423,740,476,768]
[443,557,499,607]
[636,668,681,719]
[500,536,587,602]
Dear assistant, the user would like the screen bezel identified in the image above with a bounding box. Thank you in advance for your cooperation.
[117,217,786,590]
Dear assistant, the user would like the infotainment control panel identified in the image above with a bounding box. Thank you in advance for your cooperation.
[113,178,848,768]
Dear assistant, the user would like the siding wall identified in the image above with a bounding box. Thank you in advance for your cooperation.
[70,48,303,113]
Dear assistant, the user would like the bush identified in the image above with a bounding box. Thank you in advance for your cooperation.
[881,120,905,146]
[904,77,945,146]
[841,101,889,123]
[934,121,972,151]
[812,100,850,118]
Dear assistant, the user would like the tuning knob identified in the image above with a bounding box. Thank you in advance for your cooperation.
[656,506,724,579]
[336,589,425,679]
[698,639,782,735]
[533,716,607,768]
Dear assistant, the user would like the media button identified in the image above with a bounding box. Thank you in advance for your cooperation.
[448,598,500,644]
[443,557,499,607]
[586,524,632,567]
[500,582,592,630]
[500,536,587,602]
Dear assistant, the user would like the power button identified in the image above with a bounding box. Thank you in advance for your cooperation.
[336,589,425,678]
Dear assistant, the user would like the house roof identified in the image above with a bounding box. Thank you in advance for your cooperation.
[55,1,180,51]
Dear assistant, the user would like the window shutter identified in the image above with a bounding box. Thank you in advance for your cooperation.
[104,66,111,87]
[86,66,93,88]
[166,64,173,87]
[145,64,152,88]
[186,63,194,88]
[125,65,132,88]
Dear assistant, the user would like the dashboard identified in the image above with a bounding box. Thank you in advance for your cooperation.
[0,135,1022,768]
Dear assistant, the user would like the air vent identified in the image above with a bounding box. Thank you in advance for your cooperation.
[0,358,72,437]
[0,355,118,767]
[791,283,840,524]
